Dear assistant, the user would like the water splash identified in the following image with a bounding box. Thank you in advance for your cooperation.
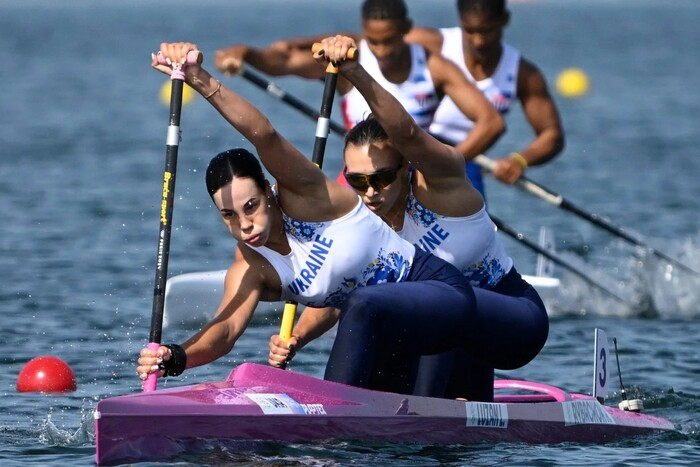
[540,234,700,319]
[38,410,94,446]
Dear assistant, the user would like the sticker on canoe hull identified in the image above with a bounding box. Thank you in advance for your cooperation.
[465,402,508,428]
[246,393,326,415]
[562,400,615,426]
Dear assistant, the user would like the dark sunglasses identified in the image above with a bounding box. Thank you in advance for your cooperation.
[343,163,403,192]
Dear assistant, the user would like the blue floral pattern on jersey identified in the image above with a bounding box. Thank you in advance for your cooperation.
[283,214,323,242]
[462,253,506,290]
[406,195,438,228]
[303,248,411,309]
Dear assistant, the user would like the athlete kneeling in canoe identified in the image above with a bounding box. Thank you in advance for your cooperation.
[268,36,549,401]
[138,42,490,390]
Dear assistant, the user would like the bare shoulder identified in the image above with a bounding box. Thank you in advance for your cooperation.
[405,26,443,54]
[278,178,359,222]
[517,57,550,94]
[228,246,264,281]
[226,245,282,301]
[426,49,463,83]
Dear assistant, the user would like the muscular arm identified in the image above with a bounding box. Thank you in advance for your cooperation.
[428,53,505,161]
[184,58,355,219]
[514,58,565,166]
[491,59,564,184]
[137,245,272,378]
[404,26,444,54]
[294,307,340,347]
[324,37,476,208]
[270,32,360,54]
[215,43,325,80]
[192,67,324,191]
[268,306,340,368]
[214,32,362,81]
[180,246,268,369]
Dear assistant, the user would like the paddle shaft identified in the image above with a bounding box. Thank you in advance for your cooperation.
[237,66,347,137]
[279,44,356,356]
[145,50,201,392]
[474,155,700,277]
[489,214,631,305]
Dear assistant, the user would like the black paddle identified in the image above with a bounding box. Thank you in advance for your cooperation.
[489,214,632,305]
[234,65,348,137]
[144,50,201,392]
[278,43,357,366]
[474,154,700,278]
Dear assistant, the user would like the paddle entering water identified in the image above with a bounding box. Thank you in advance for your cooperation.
[489,214,632,305]
[278,43,357,366]
[144,50,202,392]
[474,154,700,278]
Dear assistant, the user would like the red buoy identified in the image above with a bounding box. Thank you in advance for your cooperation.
[17,356,77,393]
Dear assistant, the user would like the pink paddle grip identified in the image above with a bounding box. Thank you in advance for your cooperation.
[155,50,202,81]
[142,342,162,392]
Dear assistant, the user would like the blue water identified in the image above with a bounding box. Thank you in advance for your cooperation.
[1,0,699,465]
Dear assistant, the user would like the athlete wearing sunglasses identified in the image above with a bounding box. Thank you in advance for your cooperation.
[138,41,479,392]
[268,36,549,403]
[343,162,403,192]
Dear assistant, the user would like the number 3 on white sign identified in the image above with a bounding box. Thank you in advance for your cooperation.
[593,328,609,403]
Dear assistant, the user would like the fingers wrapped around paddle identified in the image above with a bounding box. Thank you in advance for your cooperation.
[268,334,301,368]
[137,345,171,380]
[138,344,187,380]
[151,42,202,79]
[492,156,526,185]
[312,36,358,70]
[214,45,246,76]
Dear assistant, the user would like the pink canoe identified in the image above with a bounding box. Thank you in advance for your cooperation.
[94,363,675,465]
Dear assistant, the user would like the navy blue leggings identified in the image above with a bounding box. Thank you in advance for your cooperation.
[413,267,549,401]
[324,251,549,400]
[324,249,475,387]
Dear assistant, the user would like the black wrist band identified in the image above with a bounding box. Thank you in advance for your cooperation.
[160,344,187,377]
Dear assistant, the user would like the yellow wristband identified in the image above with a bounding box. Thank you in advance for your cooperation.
[510,152,528,169]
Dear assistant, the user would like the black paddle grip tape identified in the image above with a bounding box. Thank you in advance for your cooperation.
[161,344,187,377]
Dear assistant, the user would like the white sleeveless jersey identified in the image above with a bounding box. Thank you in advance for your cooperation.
[429,28,521,143]
[341,40,440,130]
[399,172,513,289]
[250,197,415,308]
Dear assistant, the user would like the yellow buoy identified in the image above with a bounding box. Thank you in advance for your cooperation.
[555,68,590,98]
[159,80,196,106]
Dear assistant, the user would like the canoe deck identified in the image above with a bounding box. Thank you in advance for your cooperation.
[94,363,674,465]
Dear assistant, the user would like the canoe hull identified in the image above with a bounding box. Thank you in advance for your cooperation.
[95,363,674,465]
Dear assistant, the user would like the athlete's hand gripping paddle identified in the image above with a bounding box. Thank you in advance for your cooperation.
[277,42,357,366]
[144,49,201,392]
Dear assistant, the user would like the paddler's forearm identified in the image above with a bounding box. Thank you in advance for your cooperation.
[454,119,502,162]
[180,318,241,369]
[340,62,418,144]
[188,69,277,150]
[293,307,340,350]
